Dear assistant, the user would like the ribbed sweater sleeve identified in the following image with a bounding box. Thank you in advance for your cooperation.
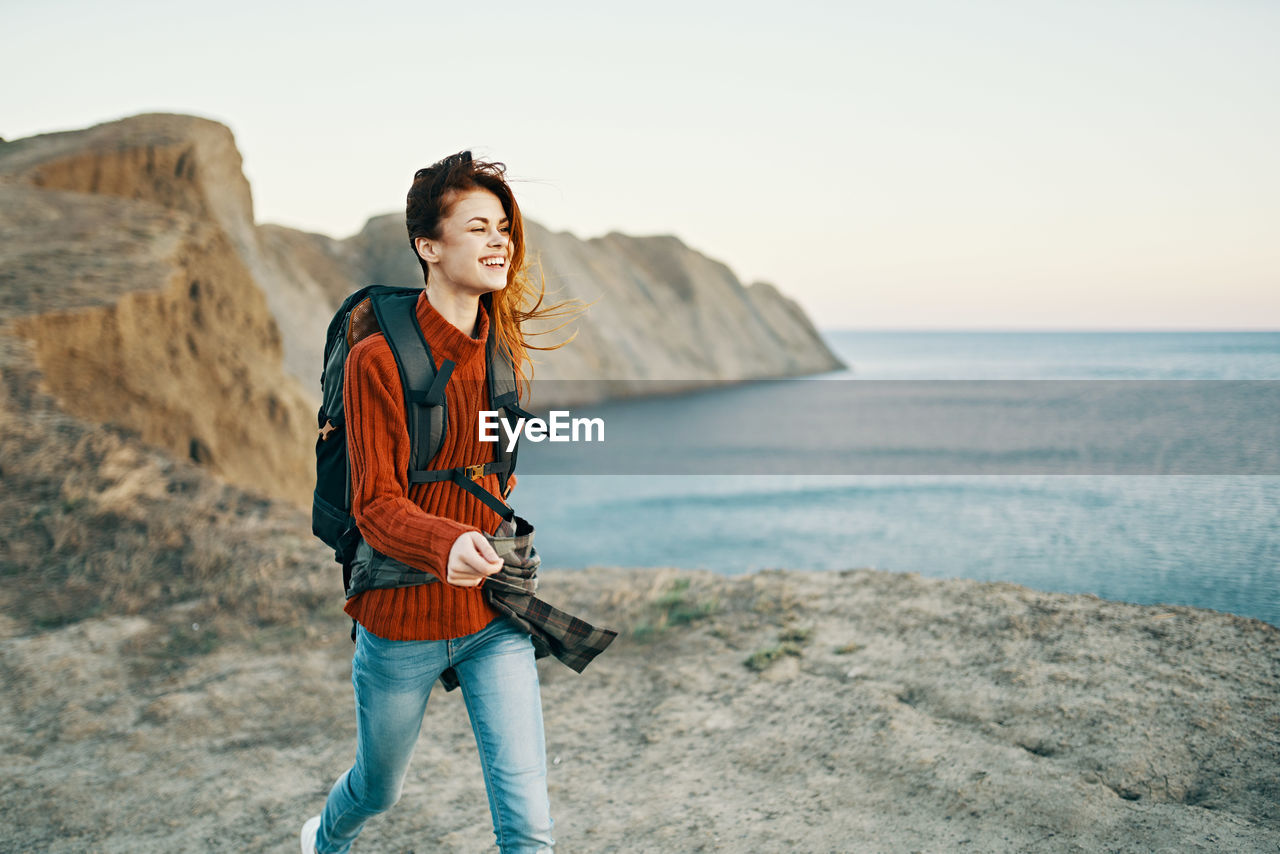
[343,334,476,582]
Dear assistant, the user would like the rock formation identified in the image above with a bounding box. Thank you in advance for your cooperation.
[339,216,844,404]
[0,115,315,505]
[0,112,841,504]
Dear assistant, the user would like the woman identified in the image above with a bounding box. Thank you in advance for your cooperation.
[302,151,582,854]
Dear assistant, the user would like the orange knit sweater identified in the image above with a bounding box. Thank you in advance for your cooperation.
[341,291,515,640]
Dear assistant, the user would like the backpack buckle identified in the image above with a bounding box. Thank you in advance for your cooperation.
[464,464,485,481]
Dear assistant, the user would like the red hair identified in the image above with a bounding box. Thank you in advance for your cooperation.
[406,151,586,397]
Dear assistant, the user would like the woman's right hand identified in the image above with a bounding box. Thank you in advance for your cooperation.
[446,531,503,587]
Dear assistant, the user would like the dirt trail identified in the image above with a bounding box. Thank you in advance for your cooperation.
[3,565,1277,853]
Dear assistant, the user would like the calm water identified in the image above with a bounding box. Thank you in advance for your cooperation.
[514,331,1280,626]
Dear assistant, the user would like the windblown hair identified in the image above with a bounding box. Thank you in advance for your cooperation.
[406,151,585,395]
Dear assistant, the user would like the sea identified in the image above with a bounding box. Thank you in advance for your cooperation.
[512,331,1280,627]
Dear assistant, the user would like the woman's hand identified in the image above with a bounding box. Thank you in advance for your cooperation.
[446,531,503,587]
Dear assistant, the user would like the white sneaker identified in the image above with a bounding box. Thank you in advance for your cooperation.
[300,815,321,854]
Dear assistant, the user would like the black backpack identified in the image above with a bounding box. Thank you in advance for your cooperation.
[311,285,533,597]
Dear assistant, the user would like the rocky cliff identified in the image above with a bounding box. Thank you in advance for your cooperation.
[340,216,844,401]
[0,112,841,504]
[0,116,315,506]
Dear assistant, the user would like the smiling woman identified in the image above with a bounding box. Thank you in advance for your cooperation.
[403,152,584,394]
[301,151,600,854]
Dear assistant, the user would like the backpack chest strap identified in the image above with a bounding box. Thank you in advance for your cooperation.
[409,461,515,522]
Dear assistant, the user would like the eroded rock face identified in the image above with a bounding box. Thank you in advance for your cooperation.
[334,216,846,399]
[0,115,314,506]
[0,113,258,259]
[11,220,313,505]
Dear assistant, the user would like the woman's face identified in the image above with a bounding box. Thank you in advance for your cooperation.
[416,188,511,297]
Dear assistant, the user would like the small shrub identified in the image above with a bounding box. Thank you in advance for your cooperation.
[628,577,718,641]
[778,625,812,644]
[745,623,813,671]
[654,577,691,608]
[744,641,803,672]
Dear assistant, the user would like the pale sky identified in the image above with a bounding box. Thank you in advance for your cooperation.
[4,0,1277,330]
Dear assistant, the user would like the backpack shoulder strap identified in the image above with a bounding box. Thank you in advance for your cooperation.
[486,325,518,410]
[367,289,517,527]
[370,290,452,474]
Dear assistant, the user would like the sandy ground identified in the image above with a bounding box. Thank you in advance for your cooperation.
[2,565,1278,853]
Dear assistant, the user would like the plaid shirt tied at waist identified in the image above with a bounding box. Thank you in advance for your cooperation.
[347,516,616,690]
[447,514,616,691]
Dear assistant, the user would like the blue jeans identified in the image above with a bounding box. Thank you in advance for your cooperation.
[316,616,554,853]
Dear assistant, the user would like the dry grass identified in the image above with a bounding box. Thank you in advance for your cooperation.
[0,385,334,643]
